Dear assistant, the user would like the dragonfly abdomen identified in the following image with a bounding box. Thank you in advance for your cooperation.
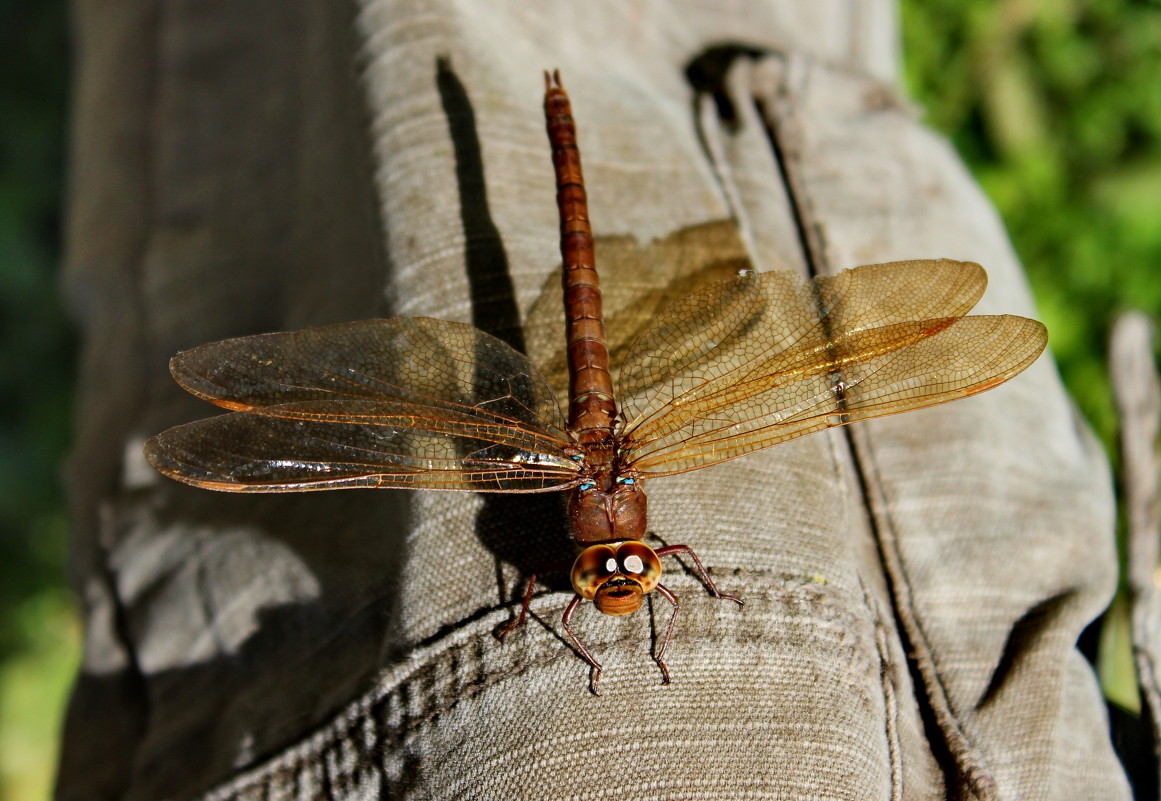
[545,70,618,444]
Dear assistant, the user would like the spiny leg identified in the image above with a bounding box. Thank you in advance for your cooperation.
[561,594,604,695]
[655,544,744,606]
[494,573,540,642]
[652,583,681,685]
[495,558,574,641]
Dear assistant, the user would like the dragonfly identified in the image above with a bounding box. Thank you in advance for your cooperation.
[145,71,1048,694]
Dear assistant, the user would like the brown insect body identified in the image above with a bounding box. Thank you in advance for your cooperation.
[546,73,650,548]
[546,76,618,445]
[537,72,720,688]
[143,71,1049,694]
[567,480,647,545]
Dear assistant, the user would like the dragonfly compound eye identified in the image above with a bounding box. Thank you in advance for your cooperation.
[571,545,618,600]
[615,541,661,594]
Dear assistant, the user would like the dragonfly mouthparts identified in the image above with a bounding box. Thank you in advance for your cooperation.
[604,577,639,589]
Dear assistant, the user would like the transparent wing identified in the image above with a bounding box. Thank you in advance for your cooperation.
[618,260,1046,476]
[146,318,579,492]
[168,317,567,432]
[145,399,579,492]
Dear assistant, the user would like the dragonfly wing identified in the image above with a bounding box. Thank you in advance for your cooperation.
[618,261,1046,477]
[618,268,800,432]
[815,258,987,331]
[169,317,567,437]
[145,399,580,492]
[618,260,990,430]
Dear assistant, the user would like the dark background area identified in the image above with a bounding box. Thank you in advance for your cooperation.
[1,0,77,798]
[1,0,1158,797]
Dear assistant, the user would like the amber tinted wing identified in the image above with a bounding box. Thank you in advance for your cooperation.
[145,318,580,492]
[618,260,1047,477]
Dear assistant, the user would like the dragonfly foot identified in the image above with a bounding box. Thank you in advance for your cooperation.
[493,615,525,642]
[656,656,672,685]
[589,664,604,696]
[495,573,541,642]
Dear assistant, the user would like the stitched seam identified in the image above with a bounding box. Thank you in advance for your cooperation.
[197,577,866,800]
[750,53,1000,799]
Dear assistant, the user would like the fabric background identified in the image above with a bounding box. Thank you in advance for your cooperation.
[58,2,1129,800]
[1113,313,1161,794]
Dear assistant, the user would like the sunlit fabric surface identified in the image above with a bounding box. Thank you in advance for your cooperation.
[58,2,1129,800]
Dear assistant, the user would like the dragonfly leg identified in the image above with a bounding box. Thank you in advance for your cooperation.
[494,573,540,642]
[494,558,576,641]
[652,583,681,685]
[655,544,744,606]
[561,594,604,695]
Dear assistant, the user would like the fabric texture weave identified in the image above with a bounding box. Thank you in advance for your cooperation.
[58,2,1129,800]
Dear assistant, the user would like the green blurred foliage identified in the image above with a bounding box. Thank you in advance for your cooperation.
[901,0,1161,453]
[0,0,78,798]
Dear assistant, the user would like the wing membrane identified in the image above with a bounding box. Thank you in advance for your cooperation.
[815,258,986,331]
[145,399,580,492]
[169,317,566,436]
[618,260,989,433]
[149,318,579,492]
[618,261,1046,476]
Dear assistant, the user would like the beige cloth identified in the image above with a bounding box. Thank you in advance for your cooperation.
[58,2,1129,800]
[1113,313,1161,790]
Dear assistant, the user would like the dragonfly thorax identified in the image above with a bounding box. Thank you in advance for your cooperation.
[567,469,647,545]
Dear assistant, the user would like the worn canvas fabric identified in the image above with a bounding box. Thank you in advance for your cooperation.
[1113,313,1161,791]
[58,1,1129,800]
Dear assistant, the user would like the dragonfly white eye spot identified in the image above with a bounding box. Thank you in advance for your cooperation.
[571,545,620,600]
[623,554,644,574]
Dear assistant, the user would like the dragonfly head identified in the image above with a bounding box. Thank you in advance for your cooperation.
[571,541,661,616]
